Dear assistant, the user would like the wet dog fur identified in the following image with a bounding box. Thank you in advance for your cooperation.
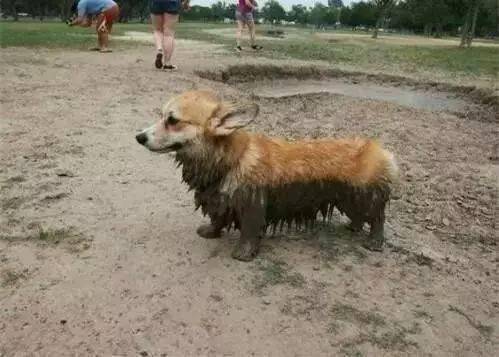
[136,90,398,261]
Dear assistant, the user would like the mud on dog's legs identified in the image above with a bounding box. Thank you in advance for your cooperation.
[364,211,385,252]
[232,199,265,261]
[196,217,225,239]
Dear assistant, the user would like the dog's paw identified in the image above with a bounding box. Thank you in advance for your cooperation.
[196,224,222,239]
[362,238,384,252]
[231,240,259,262]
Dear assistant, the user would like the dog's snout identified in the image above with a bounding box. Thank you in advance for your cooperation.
[136,133,148,145]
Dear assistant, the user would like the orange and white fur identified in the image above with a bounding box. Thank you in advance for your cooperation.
[136,90,398,261]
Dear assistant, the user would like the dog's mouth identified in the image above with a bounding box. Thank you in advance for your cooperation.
[150,143,183,153]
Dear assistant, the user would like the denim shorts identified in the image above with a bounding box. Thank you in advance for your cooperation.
[236,10,254,23]
[150,0,180,15]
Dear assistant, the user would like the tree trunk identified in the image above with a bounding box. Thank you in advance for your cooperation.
[372,16,383,39]
[424,23,432,37]
[459,9,471,46]
[434,23,443,38]
[466,2,479,47]
[12,2,18,21]
[460,0,477,47]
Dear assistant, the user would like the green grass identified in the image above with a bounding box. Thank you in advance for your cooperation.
[0,21,156,49]
[0,226,91,253]
[261,35,499,78]
[1,20,498,81]
[331,303,420,352]
[331,303,387,328]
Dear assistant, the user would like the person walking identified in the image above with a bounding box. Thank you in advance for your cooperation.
[151,0,189,70]
[235,0,262,52]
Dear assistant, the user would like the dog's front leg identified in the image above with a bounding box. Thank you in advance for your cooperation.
[197,216,225,239]
[231,198,265,262]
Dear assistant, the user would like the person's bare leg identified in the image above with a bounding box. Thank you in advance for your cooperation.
[96,31,103,49]
[236,20,244,49]
[248,20,256,47]
[94,15,104,50]
[151,14,164,68]
[162,13,178,68]
[99,30,110,51]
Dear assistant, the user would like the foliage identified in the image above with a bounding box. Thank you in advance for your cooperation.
[0,0,496,40]
[261,0,286,24]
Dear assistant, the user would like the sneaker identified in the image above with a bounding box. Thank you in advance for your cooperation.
[163,64,177,70]
[155,53,163,69]
[251,45,263,51]
[236,45,243,52]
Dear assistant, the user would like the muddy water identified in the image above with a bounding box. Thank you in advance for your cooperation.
[241,79,470,112]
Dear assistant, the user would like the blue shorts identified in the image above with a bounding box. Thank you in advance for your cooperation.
[150,0,180,15]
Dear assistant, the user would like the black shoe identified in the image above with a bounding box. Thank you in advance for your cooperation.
[251,45,263,50]
[236,45,243,52]
[155,53,163,69]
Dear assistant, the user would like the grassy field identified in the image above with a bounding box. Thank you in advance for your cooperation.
[1,21,498,83]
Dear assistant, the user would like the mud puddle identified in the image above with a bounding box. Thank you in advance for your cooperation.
[240,78,471,112]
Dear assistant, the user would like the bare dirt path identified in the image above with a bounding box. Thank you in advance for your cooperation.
[1,42,497,357]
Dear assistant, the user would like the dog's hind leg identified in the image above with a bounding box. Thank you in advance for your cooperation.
[232,199,265,262]
[363,210,385,252]
[347,218,364,232]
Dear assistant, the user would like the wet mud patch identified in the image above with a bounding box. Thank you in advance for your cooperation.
[241,78,470,112]
[196,64,498,118]
[267,222,370,264]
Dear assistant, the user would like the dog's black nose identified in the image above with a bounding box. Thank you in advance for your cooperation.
[136,133,148,145]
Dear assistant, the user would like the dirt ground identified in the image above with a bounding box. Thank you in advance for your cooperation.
[0,40,498,357]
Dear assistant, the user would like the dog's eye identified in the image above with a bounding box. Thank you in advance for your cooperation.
[165,115,179,127]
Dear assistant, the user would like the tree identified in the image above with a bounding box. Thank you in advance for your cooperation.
[343,1,377,28]
[339,6,352,26]
[309,3,327,27]
[287,4,309,25]
[1,0,22,21]
[262,0,286,24]
[400,0,451,37]
[309,3,339,28]
[328,0,344,7]
[370,0,397,38]
[389,1,414,30]
[210,1,226,21]
[475,0,498,37]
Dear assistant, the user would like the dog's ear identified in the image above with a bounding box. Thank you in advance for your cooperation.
[210,103,259,136]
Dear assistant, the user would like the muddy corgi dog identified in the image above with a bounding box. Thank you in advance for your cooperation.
[136,90,398,261]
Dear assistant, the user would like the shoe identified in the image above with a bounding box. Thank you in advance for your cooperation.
[163,64,177,70]
[251,45,263,51]
[236,45,243,52]
[155,53,163,69]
